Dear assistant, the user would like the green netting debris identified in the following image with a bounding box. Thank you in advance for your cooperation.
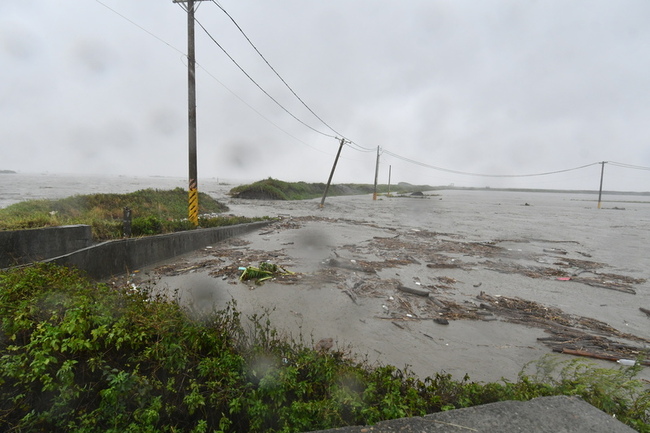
[239,261,295,284]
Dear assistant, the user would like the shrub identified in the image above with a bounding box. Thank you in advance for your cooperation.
[1,264,647,432]
[132,215,164,236]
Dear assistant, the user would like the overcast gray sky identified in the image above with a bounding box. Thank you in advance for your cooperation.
[1,0,649,191]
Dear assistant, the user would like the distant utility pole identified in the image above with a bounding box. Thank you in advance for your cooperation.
[372,146,380,200]
[174,0,207,226]
[597,161,606,209]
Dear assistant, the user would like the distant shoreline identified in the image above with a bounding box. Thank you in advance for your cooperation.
[1,172,648,196]
[423,185,650,197]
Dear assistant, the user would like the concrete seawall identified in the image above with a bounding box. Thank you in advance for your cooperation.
[0,225,93,268]
[45,221,271,280]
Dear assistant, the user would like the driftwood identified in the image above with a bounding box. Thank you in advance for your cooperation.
[397,285,430,297]
[640,307,650,318]
[555,348,650,366]
[428,297,447,309]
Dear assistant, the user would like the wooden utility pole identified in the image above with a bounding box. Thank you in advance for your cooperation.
[320,138,346,208]
[372,146,380,200]
[174,0,206,226]
[597,161,606,209]
[388,165,392,197]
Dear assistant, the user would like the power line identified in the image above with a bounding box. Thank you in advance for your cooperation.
[345,141,376,153]
[173,2,376,153]
[96,0,336,155]
[195,63,333,155]
[206,2,377,153]
[95,0,185,56]
[209,0,345,138]
[94,1,650,179]
[382,149,602,178]
[608,161,650,171]
[191,13,339,140]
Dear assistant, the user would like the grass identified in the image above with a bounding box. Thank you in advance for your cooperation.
[229,178,436,200]
[0,188,268,241]
[0,263,647,433]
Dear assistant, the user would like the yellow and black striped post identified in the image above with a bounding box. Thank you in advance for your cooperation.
[188,178,199,226]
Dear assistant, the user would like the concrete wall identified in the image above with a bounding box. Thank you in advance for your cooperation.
[0,225,93,268]
[47,221,271,280]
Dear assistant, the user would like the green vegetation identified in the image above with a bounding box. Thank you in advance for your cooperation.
[239,262,294,284]
[1,264,648,432]
[229,178,435,200]
[0,189,266,240]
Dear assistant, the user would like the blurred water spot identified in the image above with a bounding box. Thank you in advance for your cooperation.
[247,354,277,383]
[71,39,115,75]
[68,120,136,161]
[149,109,181,136]
[221,141,259,169]
[0,21,40,61]
[292,228,332,263]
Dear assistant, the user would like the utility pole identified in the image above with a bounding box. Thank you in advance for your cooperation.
[372,146,380,200]
[174,0,206,226]
[320,138,346,208]
[597,161,606,209]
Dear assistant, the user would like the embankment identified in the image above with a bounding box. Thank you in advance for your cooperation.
[2,221,271,279]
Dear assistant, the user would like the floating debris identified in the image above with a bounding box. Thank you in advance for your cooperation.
[239,262,295,285]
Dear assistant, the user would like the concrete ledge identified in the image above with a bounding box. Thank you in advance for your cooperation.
[310,396,635,433]
[47,221,271,280]
[0,225,93,268]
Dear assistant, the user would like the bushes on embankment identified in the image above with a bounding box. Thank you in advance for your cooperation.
[0,264,648,432]
[228,178,434,200]
[0,189,268,241]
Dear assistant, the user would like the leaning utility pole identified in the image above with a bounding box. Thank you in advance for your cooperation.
[597,161,606,209]
[174,0,206,226]
[320,138,346,208]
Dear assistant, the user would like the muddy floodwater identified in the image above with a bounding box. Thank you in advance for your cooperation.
[124,188,650,383]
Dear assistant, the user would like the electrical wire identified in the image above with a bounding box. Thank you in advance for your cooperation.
[382,149,602,178]
[94,1,650,179]
[195,65,333,155]
[95,0,185,57]
[608,161,650,171]
[345,141,376,153]
[209,0,345,138]
[96,0,336,155]
[209,1,382,154]
[191,13,339,140]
